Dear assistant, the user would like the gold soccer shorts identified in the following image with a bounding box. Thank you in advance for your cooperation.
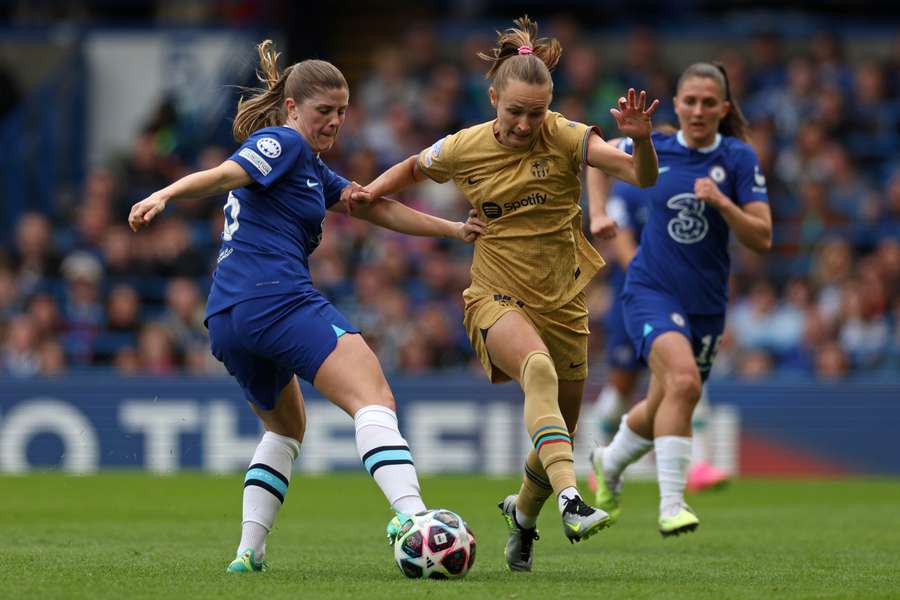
[462,289,589,383]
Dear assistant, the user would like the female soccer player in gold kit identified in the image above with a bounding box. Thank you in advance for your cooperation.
[355,17,659,571]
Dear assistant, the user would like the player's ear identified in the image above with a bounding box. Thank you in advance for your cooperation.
[721,99,731,117]
[284,96,298,119]
[488,86,497,108]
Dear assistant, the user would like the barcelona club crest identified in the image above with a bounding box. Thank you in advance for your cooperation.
[531,159,549,179]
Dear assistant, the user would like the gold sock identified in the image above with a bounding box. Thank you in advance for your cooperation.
[516,449,553,520]
[521,351,576,494]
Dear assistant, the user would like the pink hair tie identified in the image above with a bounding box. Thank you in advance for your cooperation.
[517,45,533,55]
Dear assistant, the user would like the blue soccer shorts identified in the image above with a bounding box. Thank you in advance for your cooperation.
[621,284,725,382]
[605,292,643,372]
[207,291,359,409]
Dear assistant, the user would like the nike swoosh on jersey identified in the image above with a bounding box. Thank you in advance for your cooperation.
[306,179,319,187]
[658,166,670,174]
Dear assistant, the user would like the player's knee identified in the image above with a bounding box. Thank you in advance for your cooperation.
[347,384,396,415]
[667,370,702,405]
[265,416,306,442]
[520,351,557,388]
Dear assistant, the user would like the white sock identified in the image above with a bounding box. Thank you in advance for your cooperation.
[355,405,426,514]
[514,508,537,529]
[655,436,692,512]
[596,386,628,445]
[239,431,300,558]
[602,415,654,481]
[557,486,580,513]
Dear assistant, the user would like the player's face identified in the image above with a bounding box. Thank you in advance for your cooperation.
[287,87,349,153]
[674,76,730,148]
[490,79,551,148]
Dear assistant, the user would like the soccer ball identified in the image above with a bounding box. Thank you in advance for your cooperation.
[393,509,476,579]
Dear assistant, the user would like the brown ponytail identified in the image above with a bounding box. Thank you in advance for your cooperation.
[676,62,750,142]
[232,40,348,142]
[477,15,562,94]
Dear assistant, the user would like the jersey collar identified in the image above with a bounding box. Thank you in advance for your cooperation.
[676,130,721,153]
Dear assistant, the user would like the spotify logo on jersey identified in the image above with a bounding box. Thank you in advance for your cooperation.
[482,202,503,219]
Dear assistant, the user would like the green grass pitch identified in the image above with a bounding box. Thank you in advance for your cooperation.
[2,474,899,599]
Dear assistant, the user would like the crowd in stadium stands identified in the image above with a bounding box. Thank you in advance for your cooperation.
[1,22,898,381]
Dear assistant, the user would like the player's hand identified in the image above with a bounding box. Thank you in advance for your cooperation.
[342,181,373,213]
[610,88,659,141]
[454,209,486,243]
[694,177,727,210]
[590,214,618,240]
[128,192,168,232]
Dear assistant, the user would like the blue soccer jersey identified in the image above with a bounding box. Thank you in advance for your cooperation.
[205,126,349,320]
[604,177,648,371]
[623,131,768,315]
[604,176,648,293]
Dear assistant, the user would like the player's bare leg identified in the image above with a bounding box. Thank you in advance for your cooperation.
[228,378,305,573]
[314,332,425,543]
[487,312,609,544]
[647,332,702,535]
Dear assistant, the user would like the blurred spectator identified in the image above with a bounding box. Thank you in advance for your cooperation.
[2,314,40,377]
[0,267,21,322]
[157,277,207,354]
[101,225,141,285]
[747,31,787,94]
[360,45,420,118]
[811,238,855,324]
[94,284,142,363]
[27,293,63,344]
[815,85,852,141]
[837,281,890,369]
[417,301,468,369]
[404,21,440,85]
[59,251,104,365]
[145,218,210,279]
[730,280,804,356]
[735,349,774,381]
[815,341,849,380]
[755,55,818,142]
[775,122,831,193]
[846,60,894,164]
[10,213,61,298]
[37,340,67,376]
[135,323,176,376]
[809,31,853,93]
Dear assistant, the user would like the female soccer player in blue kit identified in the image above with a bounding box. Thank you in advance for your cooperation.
[589,62,771,536]
[128,40,485,573]
[587,128,730,495]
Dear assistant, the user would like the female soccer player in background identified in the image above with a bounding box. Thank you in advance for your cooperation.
[353,16,659,571]
[586,126,730,495]
[590,62,771,536]
[128,40,485,573]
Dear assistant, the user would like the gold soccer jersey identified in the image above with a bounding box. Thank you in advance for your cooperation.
[417,111,605,312]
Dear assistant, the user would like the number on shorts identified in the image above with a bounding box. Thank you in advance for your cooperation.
[696,334,723,372]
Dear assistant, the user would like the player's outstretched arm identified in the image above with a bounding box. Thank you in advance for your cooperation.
[362,155,428,201]
[128,160,251,232]
[348,194,485,243]
[587,88,659,188]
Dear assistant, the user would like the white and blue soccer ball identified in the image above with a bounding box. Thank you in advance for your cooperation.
[393,509,476,579]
